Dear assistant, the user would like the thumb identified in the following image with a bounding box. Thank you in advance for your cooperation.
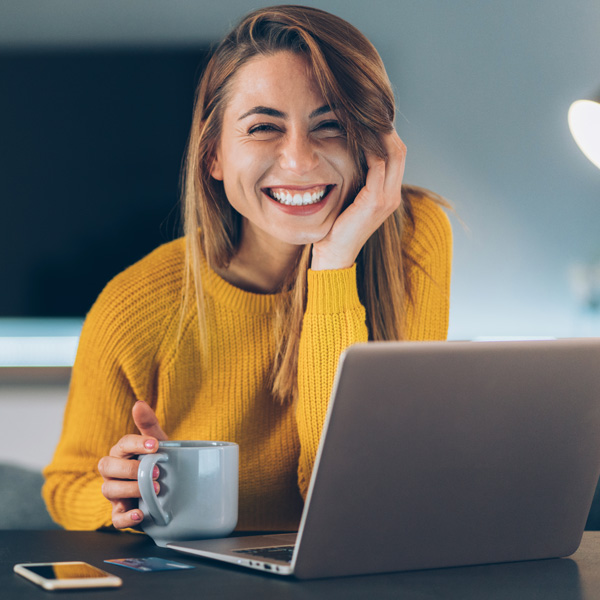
[132,401,169,441]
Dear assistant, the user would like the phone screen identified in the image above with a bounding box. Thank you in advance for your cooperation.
[22,563,111,580]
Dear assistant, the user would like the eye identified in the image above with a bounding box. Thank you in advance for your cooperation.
[318,120,342,129]
[247,123,282,138]
[313,120,346,137]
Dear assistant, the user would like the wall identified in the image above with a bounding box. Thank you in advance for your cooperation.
[1,1,600,469]
[2,0,599,338]
[0,382,68,470]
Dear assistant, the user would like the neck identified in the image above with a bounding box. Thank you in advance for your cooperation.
[216,223,302,294]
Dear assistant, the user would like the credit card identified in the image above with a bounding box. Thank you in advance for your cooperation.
[104,557,195,572]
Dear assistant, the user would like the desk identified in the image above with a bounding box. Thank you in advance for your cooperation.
[2,530,599,599]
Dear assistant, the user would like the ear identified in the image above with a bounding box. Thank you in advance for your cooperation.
[210,150,224,181]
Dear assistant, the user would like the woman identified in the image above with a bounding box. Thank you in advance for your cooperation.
[43,5,452,533]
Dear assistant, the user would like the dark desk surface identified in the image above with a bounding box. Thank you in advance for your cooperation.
[2,530,599,600]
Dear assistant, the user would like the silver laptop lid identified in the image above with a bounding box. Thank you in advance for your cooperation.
[293,339,600,579]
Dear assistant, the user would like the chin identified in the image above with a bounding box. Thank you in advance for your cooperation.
[274,218,337,247]
[279,229,330,246]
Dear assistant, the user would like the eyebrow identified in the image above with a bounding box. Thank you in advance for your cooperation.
[237,104,334,121]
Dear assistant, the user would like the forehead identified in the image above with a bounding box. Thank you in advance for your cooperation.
[224,51,325,113]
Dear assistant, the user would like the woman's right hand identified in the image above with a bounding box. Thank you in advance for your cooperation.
[98,400,168,529]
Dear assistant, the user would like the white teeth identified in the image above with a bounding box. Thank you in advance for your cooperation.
[269,187,328,206]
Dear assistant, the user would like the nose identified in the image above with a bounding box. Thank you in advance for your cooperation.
[278,129,319,175]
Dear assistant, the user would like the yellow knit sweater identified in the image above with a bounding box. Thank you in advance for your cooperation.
[42,196,452,532]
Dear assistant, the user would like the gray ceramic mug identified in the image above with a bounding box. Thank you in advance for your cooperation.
[138,441,238,547]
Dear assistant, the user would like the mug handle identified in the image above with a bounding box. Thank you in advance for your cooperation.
[138,453,170,526]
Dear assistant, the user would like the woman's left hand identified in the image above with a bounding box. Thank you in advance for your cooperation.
[311,129,406,271]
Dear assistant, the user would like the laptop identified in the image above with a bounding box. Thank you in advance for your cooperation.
[168,339,600,579]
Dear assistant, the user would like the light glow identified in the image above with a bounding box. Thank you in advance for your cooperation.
[0,318,83,367]
[568,99,600,170]
[0,336,79,367]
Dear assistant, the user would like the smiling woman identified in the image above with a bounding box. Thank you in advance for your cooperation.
[42,5,452,534]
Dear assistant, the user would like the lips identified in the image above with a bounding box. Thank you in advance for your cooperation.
[263,184,334,206]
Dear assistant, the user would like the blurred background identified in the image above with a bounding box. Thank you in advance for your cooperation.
[0,0,599,506]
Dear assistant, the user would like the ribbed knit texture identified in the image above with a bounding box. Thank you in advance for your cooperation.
[42,196,452,532]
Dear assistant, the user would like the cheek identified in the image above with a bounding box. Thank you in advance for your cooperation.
[320,138,356,175]
[325,147,359,201]
[225,143,274,187]
[220,150,274,214]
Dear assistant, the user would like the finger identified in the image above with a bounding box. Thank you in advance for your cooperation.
[362,153,386,194]
[112,501,144,529]
[98,456,160,481]
[132,401,169,441]
[99,456,137,481]
[365,151,386,172]
[380,130,407,189]
[365,131,404,168]
[102,478,159,501]
[357,154,392,217]
[381,129,406,157]
[108,433,160,459]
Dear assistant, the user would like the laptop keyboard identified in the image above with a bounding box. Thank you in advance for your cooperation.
[233,545,295,563]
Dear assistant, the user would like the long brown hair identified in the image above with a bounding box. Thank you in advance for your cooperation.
[182,5,440,402]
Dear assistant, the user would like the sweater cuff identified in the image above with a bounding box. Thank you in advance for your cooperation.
[305,264,362,314]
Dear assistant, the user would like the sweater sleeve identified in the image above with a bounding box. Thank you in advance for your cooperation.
[404,197,453,341]
[42,245,181,530]
[296,265,369,498]
[295,198,452,499]
[42,295,139,529]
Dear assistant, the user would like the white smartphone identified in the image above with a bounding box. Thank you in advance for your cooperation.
[14,561,122,590]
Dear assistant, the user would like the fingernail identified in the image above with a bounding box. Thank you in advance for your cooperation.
[154,482,159,494]
[144,439,156,450]
[131,512,141,521]
[153,466,159,479]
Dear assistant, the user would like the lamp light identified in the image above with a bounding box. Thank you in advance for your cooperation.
[568,98,600,170]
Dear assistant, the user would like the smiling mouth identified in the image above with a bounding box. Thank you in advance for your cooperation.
[263,185,334,206]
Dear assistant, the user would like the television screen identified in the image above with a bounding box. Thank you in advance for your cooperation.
[0,47,210,316]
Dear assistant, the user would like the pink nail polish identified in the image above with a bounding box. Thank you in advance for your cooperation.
[144,439,156,450]
[131,512,141,521]
[154,482,159,493]
[153,466,159,479]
